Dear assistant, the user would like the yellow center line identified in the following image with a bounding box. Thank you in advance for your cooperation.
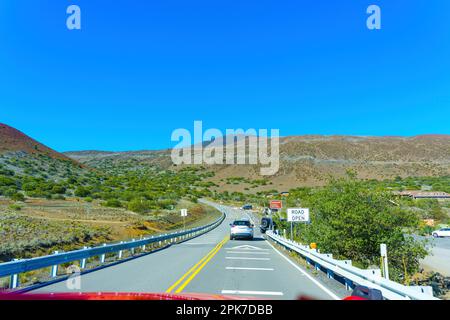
[175,237,228,293]
[166,236,228,293]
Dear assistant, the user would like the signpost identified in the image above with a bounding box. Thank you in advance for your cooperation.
[287,208,310,240]
[181,209,188,231]
[380,244,389,280]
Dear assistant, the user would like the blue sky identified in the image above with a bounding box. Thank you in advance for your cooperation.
[0,1,449,151]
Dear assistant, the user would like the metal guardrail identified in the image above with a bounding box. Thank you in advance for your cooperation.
[266,230,439,300]
[0,213,226,289]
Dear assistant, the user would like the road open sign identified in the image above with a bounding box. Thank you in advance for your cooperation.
[287,208,310,223]
[270,200,283,209]
[180,209,188,217]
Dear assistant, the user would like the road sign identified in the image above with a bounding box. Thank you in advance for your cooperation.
[180,209,188,217]
[287,208,310,223]
[269,200,282,209]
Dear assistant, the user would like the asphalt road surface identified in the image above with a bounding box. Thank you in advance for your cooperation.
[32,201,339,300]
[416,235,450,276]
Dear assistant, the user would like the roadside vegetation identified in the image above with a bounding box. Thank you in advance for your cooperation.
[278,175,428,284]
[213,173,450,285]
[0,154,221,263]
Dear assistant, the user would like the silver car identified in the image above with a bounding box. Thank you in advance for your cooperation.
[230,219,254,240]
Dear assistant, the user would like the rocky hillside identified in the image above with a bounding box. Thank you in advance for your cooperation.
[65,135,450,191]
[0,123,83,179]
[0,123,72,161]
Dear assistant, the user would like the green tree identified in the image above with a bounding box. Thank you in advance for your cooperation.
[103,199,122,208]
[283,176,428,283]
[10,192,25,202]
[74,186,91,197]
[127,198,152,214]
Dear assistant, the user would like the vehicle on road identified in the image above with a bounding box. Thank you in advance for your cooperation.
[260,217,274,233]
[432,228,450,238]
[241,204,253,210]
[230,219,254,240]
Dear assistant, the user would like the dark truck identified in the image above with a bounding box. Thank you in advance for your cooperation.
[260,217,275,233]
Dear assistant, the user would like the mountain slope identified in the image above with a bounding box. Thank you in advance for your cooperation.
[0,123,71,161]
[65,135,450,190]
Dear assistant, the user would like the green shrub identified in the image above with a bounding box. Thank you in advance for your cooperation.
[74,186,91,197]
[127,199,152,214]
[103,199,122,208]
[8,204,22,211]
[10,192,25,202]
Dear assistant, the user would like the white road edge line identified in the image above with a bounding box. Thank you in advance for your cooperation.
[221,290,283,296]
[226,267,274,271]
[226,257,270,260]
[265,240,340,300]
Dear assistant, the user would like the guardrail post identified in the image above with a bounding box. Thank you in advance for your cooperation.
[51,251,59,277]
[131,239,135,255]
[100,244,106,264]
[327,270,334,280]
[306,258,312,266]
[118,241,124,259]
[142,240,146,251]
[315,263,321,271]
[345,279,353,291]
[80,246,87,269]
[9,259,19,289]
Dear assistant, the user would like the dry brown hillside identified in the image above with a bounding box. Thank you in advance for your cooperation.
[0,123,72,161]
[65,135,450,192]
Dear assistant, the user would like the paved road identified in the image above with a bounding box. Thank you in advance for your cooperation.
[32,201,339,300]
[415,235,450,276]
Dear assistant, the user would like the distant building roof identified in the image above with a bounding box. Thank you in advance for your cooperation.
[394,191,450,199]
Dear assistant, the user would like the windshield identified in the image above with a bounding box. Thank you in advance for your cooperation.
[0,0,448,305]
[233,221,251,226]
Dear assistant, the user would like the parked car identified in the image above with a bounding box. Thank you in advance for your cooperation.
[432,228,450,238]
[230,219,254,240]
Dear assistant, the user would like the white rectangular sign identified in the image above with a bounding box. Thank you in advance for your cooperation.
[287,208,310,223]
[181,209,188,217]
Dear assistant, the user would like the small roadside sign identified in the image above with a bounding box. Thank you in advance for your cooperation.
[270,200,283,209]
[181,209,188,217]
[287,208,310,223]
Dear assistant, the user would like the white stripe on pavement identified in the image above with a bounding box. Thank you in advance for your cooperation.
[221,290,283,296]
[226,251,269,255]
[226,267,274,271]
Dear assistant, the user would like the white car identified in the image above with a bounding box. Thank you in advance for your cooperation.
[230,219,254,240]
[432,228,450,238]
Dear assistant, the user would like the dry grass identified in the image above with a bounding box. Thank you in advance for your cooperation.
[0,197,221,263]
